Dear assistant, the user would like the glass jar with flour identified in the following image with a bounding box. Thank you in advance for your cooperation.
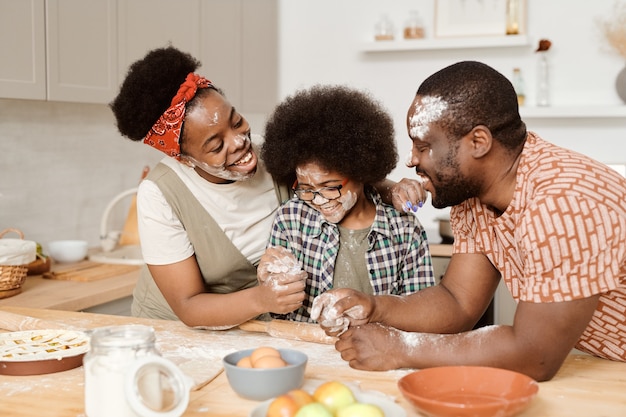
[84,325,191,417]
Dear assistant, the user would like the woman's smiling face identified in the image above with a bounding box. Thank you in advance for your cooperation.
[180,89,257,183]
[295,161,358,224]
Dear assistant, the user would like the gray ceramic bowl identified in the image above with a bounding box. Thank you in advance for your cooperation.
[222,348,307,401]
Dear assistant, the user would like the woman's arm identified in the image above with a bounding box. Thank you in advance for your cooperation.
[148,255,305,328]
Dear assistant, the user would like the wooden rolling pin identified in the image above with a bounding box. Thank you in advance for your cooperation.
[0,310,66,332]
[237,319,336,345]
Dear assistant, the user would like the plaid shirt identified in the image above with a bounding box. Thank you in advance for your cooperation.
[268,189,435,322]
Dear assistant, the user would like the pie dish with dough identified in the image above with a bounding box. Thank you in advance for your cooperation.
[0,329,89,375]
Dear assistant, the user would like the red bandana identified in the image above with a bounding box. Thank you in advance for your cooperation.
[143,73,213,159]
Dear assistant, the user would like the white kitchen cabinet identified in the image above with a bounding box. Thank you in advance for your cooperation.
[0,0,46,100]
[1,0,278,110]
[239,0,279,114]
[200,0,278,114]
[197,0,243,109]
[117,0,277,114]
[46,0,117,103]
[117,0,202,81]
[0,0,117,103]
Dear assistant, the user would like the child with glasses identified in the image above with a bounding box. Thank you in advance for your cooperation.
[259,85,436,324]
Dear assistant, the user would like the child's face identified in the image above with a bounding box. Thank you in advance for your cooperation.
[295,161,357,224]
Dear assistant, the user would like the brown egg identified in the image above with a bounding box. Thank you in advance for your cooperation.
[253,355,287,368]
[250,346,282,366]
[236,356,253,368]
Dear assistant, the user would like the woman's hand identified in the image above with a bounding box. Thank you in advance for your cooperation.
[257,246,306,314]
[311,288,375,336]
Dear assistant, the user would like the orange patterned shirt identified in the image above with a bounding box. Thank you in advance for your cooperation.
[451,132,626,361]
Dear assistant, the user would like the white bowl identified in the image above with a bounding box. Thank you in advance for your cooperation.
[47,240,88,263]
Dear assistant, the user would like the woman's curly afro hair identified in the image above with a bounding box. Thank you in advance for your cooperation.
[110,46,219,142]
[261,84,398,186]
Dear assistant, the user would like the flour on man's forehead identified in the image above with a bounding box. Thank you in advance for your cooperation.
[409,96,448,140]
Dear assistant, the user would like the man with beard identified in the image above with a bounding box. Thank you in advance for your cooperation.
[311,61,626,382]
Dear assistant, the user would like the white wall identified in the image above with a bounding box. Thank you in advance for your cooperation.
[276,0,626,238]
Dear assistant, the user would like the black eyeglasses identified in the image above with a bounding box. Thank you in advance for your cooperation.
[292,178,348,201]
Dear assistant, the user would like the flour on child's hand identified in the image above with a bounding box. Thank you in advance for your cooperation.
[311,292,351,336]
[343,305,365,320]
[259,246,305,286]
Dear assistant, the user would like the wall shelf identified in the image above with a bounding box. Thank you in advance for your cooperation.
[361,34,530,53]
[519,105,626,119]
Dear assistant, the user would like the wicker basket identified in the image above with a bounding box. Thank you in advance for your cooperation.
[0,228,31,293]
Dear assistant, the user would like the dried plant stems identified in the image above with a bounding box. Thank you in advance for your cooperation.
[599,1,626,59]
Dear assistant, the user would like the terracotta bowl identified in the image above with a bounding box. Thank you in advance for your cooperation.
[398,366,539,417]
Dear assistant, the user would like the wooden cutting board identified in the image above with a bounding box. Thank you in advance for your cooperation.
[118,166,149,247]
[42,261,140,282]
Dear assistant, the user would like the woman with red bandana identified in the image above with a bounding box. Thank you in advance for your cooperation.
[111,47,309,328]
[111,47,425,328]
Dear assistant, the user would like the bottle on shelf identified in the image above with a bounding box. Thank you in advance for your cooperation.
[536,53,550,106]
[535,39,552,107]
[506,0,520,35]
[512,68,525,106]
[403,11,425,39]
[374,14,395,41]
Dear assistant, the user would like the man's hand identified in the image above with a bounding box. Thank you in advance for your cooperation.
[335,323,408,371]
[311,288,375,336]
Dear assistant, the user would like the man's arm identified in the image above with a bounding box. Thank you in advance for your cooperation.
[333,253,600,381]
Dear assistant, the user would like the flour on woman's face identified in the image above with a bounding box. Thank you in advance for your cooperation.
[408,95,448,140]
[183,134,256,182]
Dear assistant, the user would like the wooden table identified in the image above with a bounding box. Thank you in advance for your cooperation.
[0,266,139,311]
[1,306,625,417]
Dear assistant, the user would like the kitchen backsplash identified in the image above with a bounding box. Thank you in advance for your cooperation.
[1,98,163,248]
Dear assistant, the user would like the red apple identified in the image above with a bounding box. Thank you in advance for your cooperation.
[312,381,356,414]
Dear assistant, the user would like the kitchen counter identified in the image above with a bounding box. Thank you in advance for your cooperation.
[0,248,451,313]
[0,306,625,417]
[429,243,452,257]
[0,263,139,311]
